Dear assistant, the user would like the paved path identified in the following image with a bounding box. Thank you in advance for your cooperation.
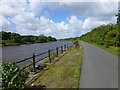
[80,41,118,88]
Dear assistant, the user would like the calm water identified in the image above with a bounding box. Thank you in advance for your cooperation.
[1,40,72,67]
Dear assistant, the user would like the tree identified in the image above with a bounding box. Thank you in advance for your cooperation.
[2,31,11,40]
[47,36,57,42]
[1,31,57,45]
[38,35,47,43]
[21,35,35,44]
[47,36,53,42]
[10,33,21,43]
[52,37,57,41]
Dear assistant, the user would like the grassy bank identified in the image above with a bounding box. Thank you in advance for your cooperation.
[79,24,119,57]
[91,42,119,57]
[2,40,21,46]
[1,31,57,46]
[2,40,57,47]
[28,46,82,88]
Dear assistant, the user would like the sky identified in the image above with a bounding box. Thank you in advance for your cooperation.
[0,0,119,39]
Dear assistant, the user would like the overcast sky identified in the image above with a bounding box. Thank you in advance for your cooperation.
[0,0,119,39]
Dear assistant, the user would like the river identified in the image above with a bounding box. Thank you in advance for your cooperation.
[1,40,72,67]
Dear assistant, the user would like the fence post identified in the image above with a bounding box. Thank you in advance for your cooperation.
[32,53,36,74]
[64,45,65,51]
[56,47,58,57]
[61,46,63,53]
[64,45,66,51]
[48,50,51,63]
[67,44,68,49]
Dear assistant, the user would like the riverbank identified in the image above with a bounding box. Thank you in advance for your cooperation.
[2,40,58,47]
[1,31,57,47]
[2,40,21,46]
[27,44,83,88]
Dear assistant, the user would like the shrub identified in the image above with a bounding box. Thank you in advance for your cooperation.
[0,60,28,89]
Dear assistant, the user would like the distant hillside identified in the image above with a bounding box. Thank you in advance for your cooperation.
[80,24,120,47]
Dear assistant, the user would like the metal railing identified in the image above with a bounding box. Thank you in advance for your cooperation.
[15,44,72,72]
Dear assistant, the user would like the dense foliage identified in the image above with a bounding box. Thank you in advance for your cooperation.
[60,37,79,41]
[80,24,120,47]
[0,61,28,89]
[116,13,120,24]
[1,31,57,46]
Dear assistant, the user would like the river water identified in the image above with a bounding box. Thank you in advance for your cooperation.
[1,40,72,67]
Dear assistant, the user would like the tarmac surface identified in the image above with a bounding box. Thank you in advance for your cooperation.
[80,41,118,88]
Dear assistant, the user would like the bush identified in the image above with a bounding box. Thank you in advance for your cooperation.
[0,61,28,89]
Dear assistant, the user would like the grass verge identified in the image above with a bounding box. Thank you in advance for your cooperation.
[91,43,119,57]
[28,46,82,88]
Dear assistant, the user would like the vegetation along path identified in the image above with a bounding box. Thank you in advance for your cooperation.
[28,46,82,88]
[79,41,118,88]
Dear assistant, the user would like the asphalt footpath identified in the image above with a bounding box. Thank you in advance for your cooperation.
[80,41,118,88]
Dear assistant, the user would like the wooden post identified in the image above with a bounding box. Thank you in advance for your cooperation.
[48,50,51,63]
[32,53,36,74]
[56,47,58,57]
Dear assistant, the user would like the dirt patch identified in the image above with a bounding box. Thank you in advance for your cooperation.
[59,68,73,88]
[66,53,71,55]
[46,80,59,88]
[75,52,80,56]
[67,61,76,66]
[62,76,72,88]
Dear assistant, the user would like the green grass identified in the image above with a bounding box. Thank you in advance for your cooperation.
[2,40,20,46]
[2,40,36,46]
[24,50,67,73]
[29,46,82,88]
[102,46,119,56]
[92,42,119,57]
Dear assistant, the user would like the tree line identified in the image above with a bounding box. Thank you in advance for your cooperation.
[1,31,57,46]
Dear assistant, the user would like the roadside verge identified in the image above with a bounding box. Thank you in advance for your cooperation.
[26,44,83,88]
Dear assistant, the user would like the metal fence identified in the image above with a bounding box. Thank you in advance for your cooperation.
[15,44,72,72]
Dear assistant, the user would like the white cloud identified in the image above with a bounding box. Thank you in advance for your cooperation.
[0,0,28,16]
[12,14,83,38]
[0,15,11,31]
[82,16,117,33]
[0,1,118,39]
[59,2,118,17]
